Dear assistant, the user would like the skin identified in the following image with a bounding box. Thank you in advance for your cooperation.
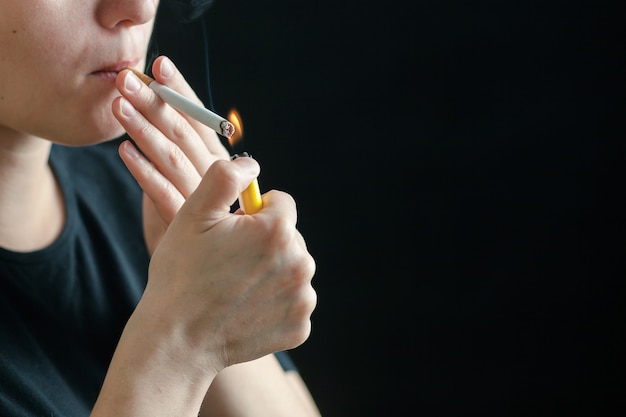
[0,1,320,416]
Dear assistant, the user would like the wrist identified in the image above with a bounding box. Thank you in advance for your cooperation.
[92,297,220,417]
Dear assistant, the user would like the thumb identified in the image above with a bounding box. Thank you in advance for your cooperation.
[180,157,261,224]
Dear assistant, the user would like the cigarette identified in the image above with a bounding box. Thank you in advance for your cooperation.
[125,68,235,138]
[231,152,263,214]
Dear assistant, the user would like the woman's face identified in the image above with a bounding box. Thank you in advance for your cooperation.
[0,0,159,145]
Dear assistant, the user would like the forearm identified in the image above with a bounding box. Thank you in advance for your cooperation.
[90,301,218,417]
[200,354,321,417]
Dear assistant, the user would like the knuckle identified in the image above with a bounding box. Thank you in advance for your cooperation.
[284,192,297,209]
[170,116,193,145]
[148,89,163,108]
[166,146,187,170]
[212,159,240,186]
[302,286,318,316]
[209,158,233,178]
[286,250,316,290]
[264,216,294,250]
[287,319,313,350]
[136,118,154,138]
[271,190,297,210]
[299,253,317,283]
[152,178,179,205]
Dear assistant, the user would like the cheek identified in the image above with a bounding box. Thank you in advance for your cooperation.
[0,5,157,144]
[0,68,42,136]
[0,17,73,102]
[4,3,92,83]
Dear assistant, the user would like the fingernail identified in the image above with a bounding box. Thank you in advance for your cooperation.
[124,71,141,92]
[120,97,136,117]
[159,57,175,78]
[232,154,260,174]
[123,141,141,159]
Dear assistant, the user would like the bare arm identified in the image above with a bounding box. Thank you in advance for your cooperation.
[201,355,321,417]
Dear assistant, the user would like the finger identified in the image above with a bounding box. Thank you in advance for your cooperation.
[255,189,299,227]
[151,56,230,160]
[112,93,202,199]
[182,157,261,224]
[118,139,185,224]
[116,70,216,176]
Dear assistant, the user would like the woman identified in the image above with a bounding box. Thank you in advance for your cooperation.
[0,0,320,415]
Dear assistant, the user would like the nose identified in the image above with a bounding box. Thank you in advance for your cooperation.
[96,0,158,29]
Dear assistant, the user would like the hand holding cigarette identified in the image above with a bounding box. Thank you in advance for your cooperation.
[114,56,234,253]
[125,67,235,138]
[123,59,262,215]
[114,56,263,252]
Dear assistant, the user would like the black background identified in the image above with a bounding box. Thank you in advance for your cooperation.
[155,1,624,415]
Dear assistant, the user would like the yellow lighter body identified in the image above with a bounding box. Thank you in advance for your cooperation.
[239,178,263,214]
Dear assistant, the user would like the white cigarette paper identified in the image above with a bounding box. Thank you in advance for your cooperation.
[127,68,235,138]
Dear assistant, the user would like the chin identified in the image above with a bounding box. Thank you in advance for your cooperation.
[99,125,128,143]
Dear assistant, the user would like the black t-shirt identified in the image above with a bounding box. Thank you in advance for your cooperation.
[0,138,296,416]
[0,139,149,415]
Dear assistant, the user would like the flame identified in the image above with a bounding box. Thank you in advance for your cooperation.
[227,109,244,148]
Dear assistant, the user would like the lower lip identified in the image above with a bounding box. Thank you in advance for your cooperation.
[91,71,119,81]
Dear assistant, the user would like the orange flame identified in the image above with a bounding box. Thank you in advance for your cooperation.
[227,109,244,148]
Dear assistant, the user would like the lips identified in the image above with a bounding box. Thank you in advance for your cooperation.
[91,59,141,80]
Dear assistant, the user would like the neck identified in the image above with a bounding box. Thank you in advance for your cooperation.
[0,128,65,252]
